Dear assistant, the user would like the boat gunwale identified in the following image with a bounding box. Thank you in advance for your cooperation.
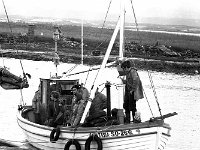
[17,121,160,141]
[17,107,171,134]
[17,112,167,141]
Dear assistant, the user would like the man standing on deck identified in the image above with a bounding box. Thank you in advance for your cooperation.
[120,60,144,123]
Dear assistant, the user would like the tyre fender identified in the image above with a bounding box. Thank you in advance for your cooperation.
[50,127,60,142]
[64,139,81,150]
[85,134,102,150]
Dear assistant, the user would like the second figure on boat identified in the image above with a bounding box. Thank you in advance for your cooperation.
[120,60,144,123]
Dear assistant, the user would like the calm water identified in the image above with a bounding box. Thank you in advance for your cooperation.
[0,58,200,150]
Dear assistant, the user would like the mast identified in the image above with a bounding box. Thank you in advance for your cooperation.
[117,0,125,124]
[81,19,84,65]
[53,26,60,77]
[80,0,126,124]
[119,0,125,59]
[80,20,121,124]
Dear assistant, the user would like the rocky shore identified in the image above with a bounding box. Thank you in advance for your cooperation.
[1,20,200,75]
[1,49,200,75]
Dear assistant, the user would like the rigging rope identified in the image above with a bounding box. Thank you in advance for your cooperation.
[1,0,27,78]
[83,1,120,91]
[63,64,78,75]
[78,0,113,53]
[73,0,118,89]
[2,0,30,105]
[1,0,9,68]
[147,71,163,117]
[138,73,154,117]
[84,66,92,86]
[94,16,120,52]
[93,0,113,51]
[129,0,142,43]
[95,0,112,38]
[1,53,5,68]
[89,16,121,91]
[2,0,13,34]
[129,0,163,117]
[20,88,25,106]
[2,0,29,77]
[63,64,91,86]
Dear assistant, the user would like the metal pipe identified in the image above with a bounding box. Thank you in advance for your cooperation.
[105,81,111,118]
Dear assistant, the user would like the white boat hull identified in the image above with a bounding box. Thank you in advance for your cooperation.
[17,108,171,150]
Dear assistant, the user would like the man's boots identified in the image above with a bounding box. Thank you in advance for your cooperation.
[125,112,130,123]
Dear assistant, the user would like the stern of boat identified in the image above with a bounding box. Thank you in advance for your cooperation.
[156,121,171,150]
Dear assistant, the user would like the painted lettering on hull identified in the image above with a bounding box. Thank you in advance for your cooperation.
[90,129,140,138]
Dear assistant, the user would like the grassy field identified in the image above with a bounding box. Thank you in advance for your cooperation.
[1,22,200,75]
[1,22,200,53]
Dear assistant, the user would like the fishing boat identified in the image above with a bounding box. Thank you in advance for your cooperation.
[17,0,177,150]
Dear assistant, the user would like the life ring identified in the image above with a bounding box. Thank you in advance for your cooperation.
[64,139,81,150]
[85,134,102,150]
[50,127,60,142]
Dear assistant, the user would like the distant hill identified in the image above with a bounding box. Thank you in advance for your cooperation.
[138,17,200,27]
[1,15,200,75]
[1,14,200,55]
[1,14,200,28]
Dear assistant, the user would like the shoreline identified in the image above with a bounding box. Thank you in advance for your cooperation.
[1,49,200,75]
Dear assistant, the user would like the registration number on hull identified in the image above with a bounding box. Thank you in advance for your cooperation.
[91,129,140,138]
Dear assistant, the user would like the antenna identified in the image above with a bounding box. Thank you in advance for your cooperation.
[53,26,60,77]
[81,19,84,65]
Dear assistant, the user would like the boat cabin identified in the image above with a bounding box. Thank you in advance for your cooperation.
[40,78,79,105]
[33,78,80,125]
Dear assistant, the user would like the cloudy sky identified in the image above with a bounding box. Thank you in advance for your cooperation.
[0,0,200,21]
